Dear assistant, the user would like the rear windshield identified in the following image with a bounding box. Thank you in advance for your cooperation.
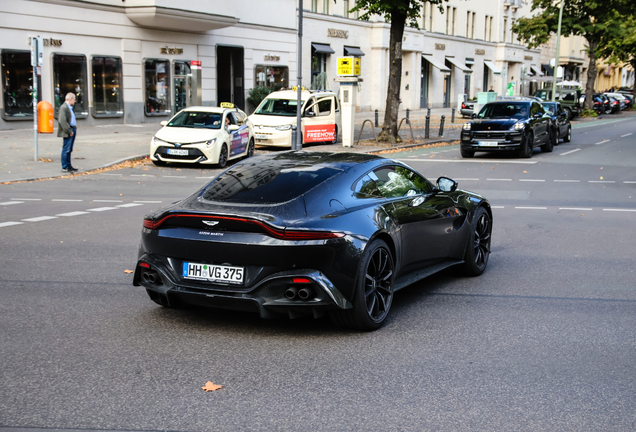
[167,111,221,129]
[255,98,305,116]
[201,163,342,203]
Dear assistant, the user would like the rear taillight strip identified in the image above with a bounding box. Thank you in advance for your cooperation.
[143,214,344,240]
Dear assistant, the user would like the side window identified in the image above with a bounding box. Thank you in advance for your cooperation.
[226,113,237,125]
[371,166,432,198]
[234,110,246,125]
[530,103,541,116]
[304,97,316,115]
[334,96,340,112]
[317,98,332,116]
[352,174,383,198]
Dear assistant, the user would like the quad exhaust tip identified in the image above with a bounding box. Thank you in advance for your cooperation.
[284,285,315,300]
[142,270,163,286]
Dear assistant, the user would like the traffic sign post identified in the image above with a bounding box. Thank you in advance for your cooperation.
[31,36,43,162]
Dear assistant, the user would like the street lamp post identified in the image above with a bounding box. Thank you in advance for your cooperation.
[551,0,564,102]
[295,0,303,150]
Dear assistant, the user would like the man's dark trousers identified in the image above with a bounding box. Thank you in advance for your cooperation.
[61,127,76,170]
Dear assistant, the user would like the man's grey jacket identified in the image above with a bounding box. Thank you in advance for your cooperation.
[57,103,74,138]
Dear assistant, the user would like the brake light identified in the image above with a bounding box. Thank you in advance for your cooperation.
[461,103,466,109]
[143,214,344,240]
[292,278,312,283]
[139,262,150,268]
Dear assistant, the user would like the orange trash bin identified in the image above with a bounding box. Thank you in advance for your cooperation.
[37,101,54,134]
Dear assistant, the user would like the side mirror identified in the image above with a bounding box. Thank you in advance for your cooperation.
[471,113,477,119]
[436,176,458,193]
[228,124,240,132]
[160,121,168,126]
[304,111,316,117]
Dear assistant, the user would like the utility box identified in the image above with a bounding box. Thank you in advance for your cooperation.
[335,76,362,148]
[190,60,202,106]
[37,101,54,133]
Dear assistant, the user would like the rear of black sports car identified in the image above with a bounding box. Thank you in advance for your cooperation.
[133,152,382,319]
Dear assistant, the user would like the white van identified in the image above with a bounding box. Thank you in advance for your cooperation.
[248,89,341,147]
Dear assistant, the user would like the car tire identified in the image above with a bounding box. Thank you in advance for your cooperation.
[218,144,228,168]
[459,207,492,276]
[152,159,166,167]
[330,126,338,144]
[563,126,572,143]
[329,239,395,331]
[564,107,573,120]
[246,138,255,158]
[520,132,534,158]
[460,147,474,158]
[541,130,554,153]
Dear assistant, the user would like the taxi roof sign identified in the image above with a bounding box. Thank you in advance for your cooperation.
[337,57,360,76]
[220,102,234,108]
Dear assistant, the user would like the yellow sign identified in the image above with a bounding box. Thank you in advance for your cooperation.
[337,57,360,76]
[291,86,306,91]
[220,102,234,108]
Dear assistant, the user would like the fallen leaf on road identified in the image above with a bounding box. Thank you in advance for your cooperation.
[523,171,527,173]
[124,270,134,274]
[202,382,223,392]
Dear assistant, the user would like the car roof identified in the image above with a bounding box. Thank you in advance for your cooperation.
[265,89,337,99]
[179,106,240,114]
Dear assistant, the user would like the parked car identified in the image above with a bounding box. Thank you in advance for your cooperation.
[606,96,622,113]
[619,92,634,109]
[149,104,255,167]
[134,151,492,330]
[593,93,612,114]
[541,102,572,144]
[605,92,627,110]
[461,99,553,158]
[460,100,474,118]
[248,89,341,147]
[533,88,582,119]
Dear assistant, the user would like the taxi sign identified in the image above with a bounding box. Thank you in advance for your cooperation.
[337,57,360,76]
[220,102,234,108]
[291,86,306,91]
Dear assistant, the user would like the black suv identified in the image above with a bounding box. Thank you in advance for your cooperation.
[460,99,554,158]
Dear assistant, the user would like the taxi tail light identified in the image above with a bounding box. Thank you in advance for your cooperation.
[143,213,344,240]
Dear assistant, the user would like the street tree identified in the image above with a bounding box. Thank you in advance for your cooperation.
[347,0,447,144]
[512,0,632,110]
[598,14,636,92]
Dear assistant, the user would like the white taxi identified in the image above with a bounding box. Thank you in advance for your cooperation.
[150,104,254,167]
[248,89,341,147]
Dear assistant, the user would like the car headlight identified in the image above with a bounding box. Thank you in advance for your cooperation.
[275,124,292,131]
[462,123,472,130]
[512,122,525,130]
[152,137,168,145]
[206,138,217,147]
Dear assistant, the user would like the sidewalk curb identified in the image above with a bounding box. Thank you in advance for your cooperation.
[365,138,459,154]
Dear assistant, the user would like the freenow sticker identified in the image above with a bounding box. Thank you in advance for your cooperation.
[304,124,335,143]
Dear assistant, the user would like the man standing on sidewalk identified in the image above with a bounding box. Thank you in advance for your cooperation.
[58,92,79,173]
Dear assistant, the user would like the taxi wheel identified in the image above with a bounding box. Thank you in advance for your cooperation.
[218,144,228,168]
[330,126,338,144]
[246,138,255,158]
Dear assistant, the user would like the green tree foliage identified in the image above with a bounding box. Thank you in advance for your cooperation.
[346,0,448,143]
[598,14,636,92]
[247,86,272,114]
[512,0,632,109]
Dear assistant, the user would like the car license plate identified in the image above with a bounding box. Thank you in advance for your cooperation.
[478,141,498,147]
[182,262,244,285]
[255,134,269,140]
[167,148,189,156]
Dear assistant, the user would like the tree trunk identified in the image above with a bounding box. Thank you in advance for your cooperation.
[377,7,407,144]
[585,40,599,111]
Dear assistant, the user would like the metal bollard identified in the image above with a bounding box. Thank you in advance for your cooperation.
[406,108,410,125]
[439,115,445,137]
[451,107,456,123]
[427,108,431,117]
[375,109,379,127]
[425,115,430,139]
[291,126,298,150]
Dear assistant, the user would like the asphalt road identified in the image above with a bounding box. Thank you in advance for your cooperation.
[1,116,635,431]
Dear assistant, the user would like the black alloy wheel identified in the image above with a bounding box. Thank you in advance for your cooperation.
[541,130,554,153]
[246,138,255,158]
[460,207,492,276]
[520,131,534,158]
[563,126,572,143]
[218,144,229,168]
[461,146,475,158]
[330,239,395,331]
[564,107,573,120]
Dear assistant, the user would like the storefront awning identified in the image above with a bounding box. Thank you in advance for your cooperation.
[344,46,365,56]
[446,57,473,74]
[422,54,451,74]
[312,43,335,55]
[126,6,239,32]
[484,60,502,75]
[530,65,544,76]
[542,63,554,76]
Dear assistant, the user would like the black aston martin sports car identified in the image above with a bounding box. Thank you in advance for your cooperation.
[134,151,492,330]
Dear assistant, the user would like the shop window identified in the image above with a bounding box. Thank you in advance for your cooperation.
[1,50,33,120]
[92,56,123,117]
[254,65,289,91]
[53,54,88,117]
[144,59,171,116]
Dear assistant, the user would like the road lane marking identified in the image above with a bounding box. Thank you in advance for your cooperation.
[603,208,636,212]
[454,178,479,181]
[133,200,162,204]
[130,174,155,177]
[0,201,24,206]
[195,176,215,179]
[403,159,538,164]
[515,206,547,210]
[491,206,505,209]
[117,203,144,208]
[56,211,90,217]
[22,216,58,222]
[620,133,633,138]
[0,221,23,228]
[519,179,545,182]
[560,149,581,156]
[11,198,41,201]
[93,200,123,203]
[554,180,580,182]
[163,175,187,178]
[52,199,83,202]
[559,208,593,211]
[87,207,119,212]
[487,178,512,181]
[625,181,636,184]
[588,181,615,183]
[594,140,610,145]
[99,173,123,176]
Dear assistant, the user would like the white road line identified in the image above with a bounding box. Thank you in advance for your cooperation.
[93,200,123,203]
[195,176,215,179]
[130,174,155,177]
[594,140,609,145]
[22,216,58,222]
[620,133,633,138]
[491,206,505,209]
[554,180,580,183]
[11,198,42,201]
[454,178,479,181]
[117,203,144,208]
[560,149,581,156]
[163,175,187,178]
[133,200,162,204]
[487,178,512,181]
[588,181,615,183]
[403,159,538,164]
[0,201,24,206]
[0,221,23,228]
[99,173,123,176]
[603,208,636,212]
[56,211,90,217]
[52,199,83,202]
[559,208,593,211]
[87,207,119,212]
[519,179,545,182]
[515,206,547,210]
[624,181,636,184]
